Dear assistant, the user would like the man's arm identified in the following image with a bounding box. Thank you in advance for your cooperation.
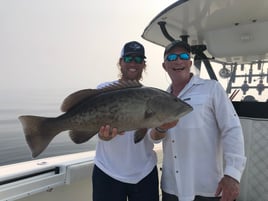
[150,120,179,140]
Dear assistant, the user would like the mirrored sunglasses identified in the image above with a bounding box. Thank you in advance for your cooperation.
[166,53,190,61]
[123,56,144,64]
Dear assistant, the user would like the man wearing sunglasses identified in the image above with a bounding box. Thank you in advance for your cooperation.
[92,41,159,201]
[150,40,246,201]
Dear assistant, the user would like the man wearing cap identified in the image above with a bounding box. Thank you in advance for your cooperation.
[150,40,246,201]
[92,41,159,201]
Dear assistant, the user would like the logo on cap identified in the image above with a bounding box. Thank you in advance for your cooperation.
[129,42,142,50]
[121,41,146,58]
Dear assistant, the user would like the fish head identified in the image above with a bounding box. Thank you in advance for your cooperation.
[147,92,193,124]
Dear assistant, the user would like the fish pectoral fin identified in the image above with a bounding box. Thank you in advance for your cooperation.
[69,130,97,144]
[134,128,148,143]
[144,108,155,119]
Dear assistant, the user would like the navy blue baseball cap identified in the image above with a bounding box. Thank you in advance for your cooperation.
[164,40,191,57]
[121,41,146,58]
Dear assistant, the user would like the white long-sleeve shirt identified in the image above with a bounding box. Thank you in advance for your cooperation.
[94,81,157,184]
[157,75,246,201]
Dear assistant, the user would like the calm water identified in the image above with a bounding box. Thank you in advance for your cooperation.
[0,88,97,166]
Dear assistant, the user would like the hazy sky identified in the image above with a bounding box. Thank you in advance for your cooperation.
[0,0,177,92]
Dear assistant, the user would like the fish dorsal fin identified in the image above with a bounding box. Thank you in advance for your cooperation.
[61,88,96,112]
[98,80,142,92]
[61,80,142,112]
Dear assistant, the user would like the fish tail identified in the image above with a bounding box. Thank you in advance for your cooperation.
[18,115,60,158]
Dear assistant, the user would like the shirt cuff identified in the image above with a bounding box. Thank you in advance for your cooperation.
[224,165,243,182]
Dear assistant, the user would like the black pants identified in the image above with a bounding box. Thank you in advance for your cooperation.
[92,165,159,201]
[162,191,221,201]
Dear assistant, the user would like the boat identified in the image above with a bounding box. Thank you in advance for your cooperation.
[1,0,267,201]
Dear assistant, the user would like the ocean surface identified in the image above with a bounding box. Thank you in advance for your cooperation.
[0,88,97,166]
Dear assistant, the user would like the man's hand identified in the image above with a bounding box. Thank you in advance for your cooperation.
[98,125,124,141]
[150,120,179,140]
[215,175,240,201]
[158,120,179,131]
